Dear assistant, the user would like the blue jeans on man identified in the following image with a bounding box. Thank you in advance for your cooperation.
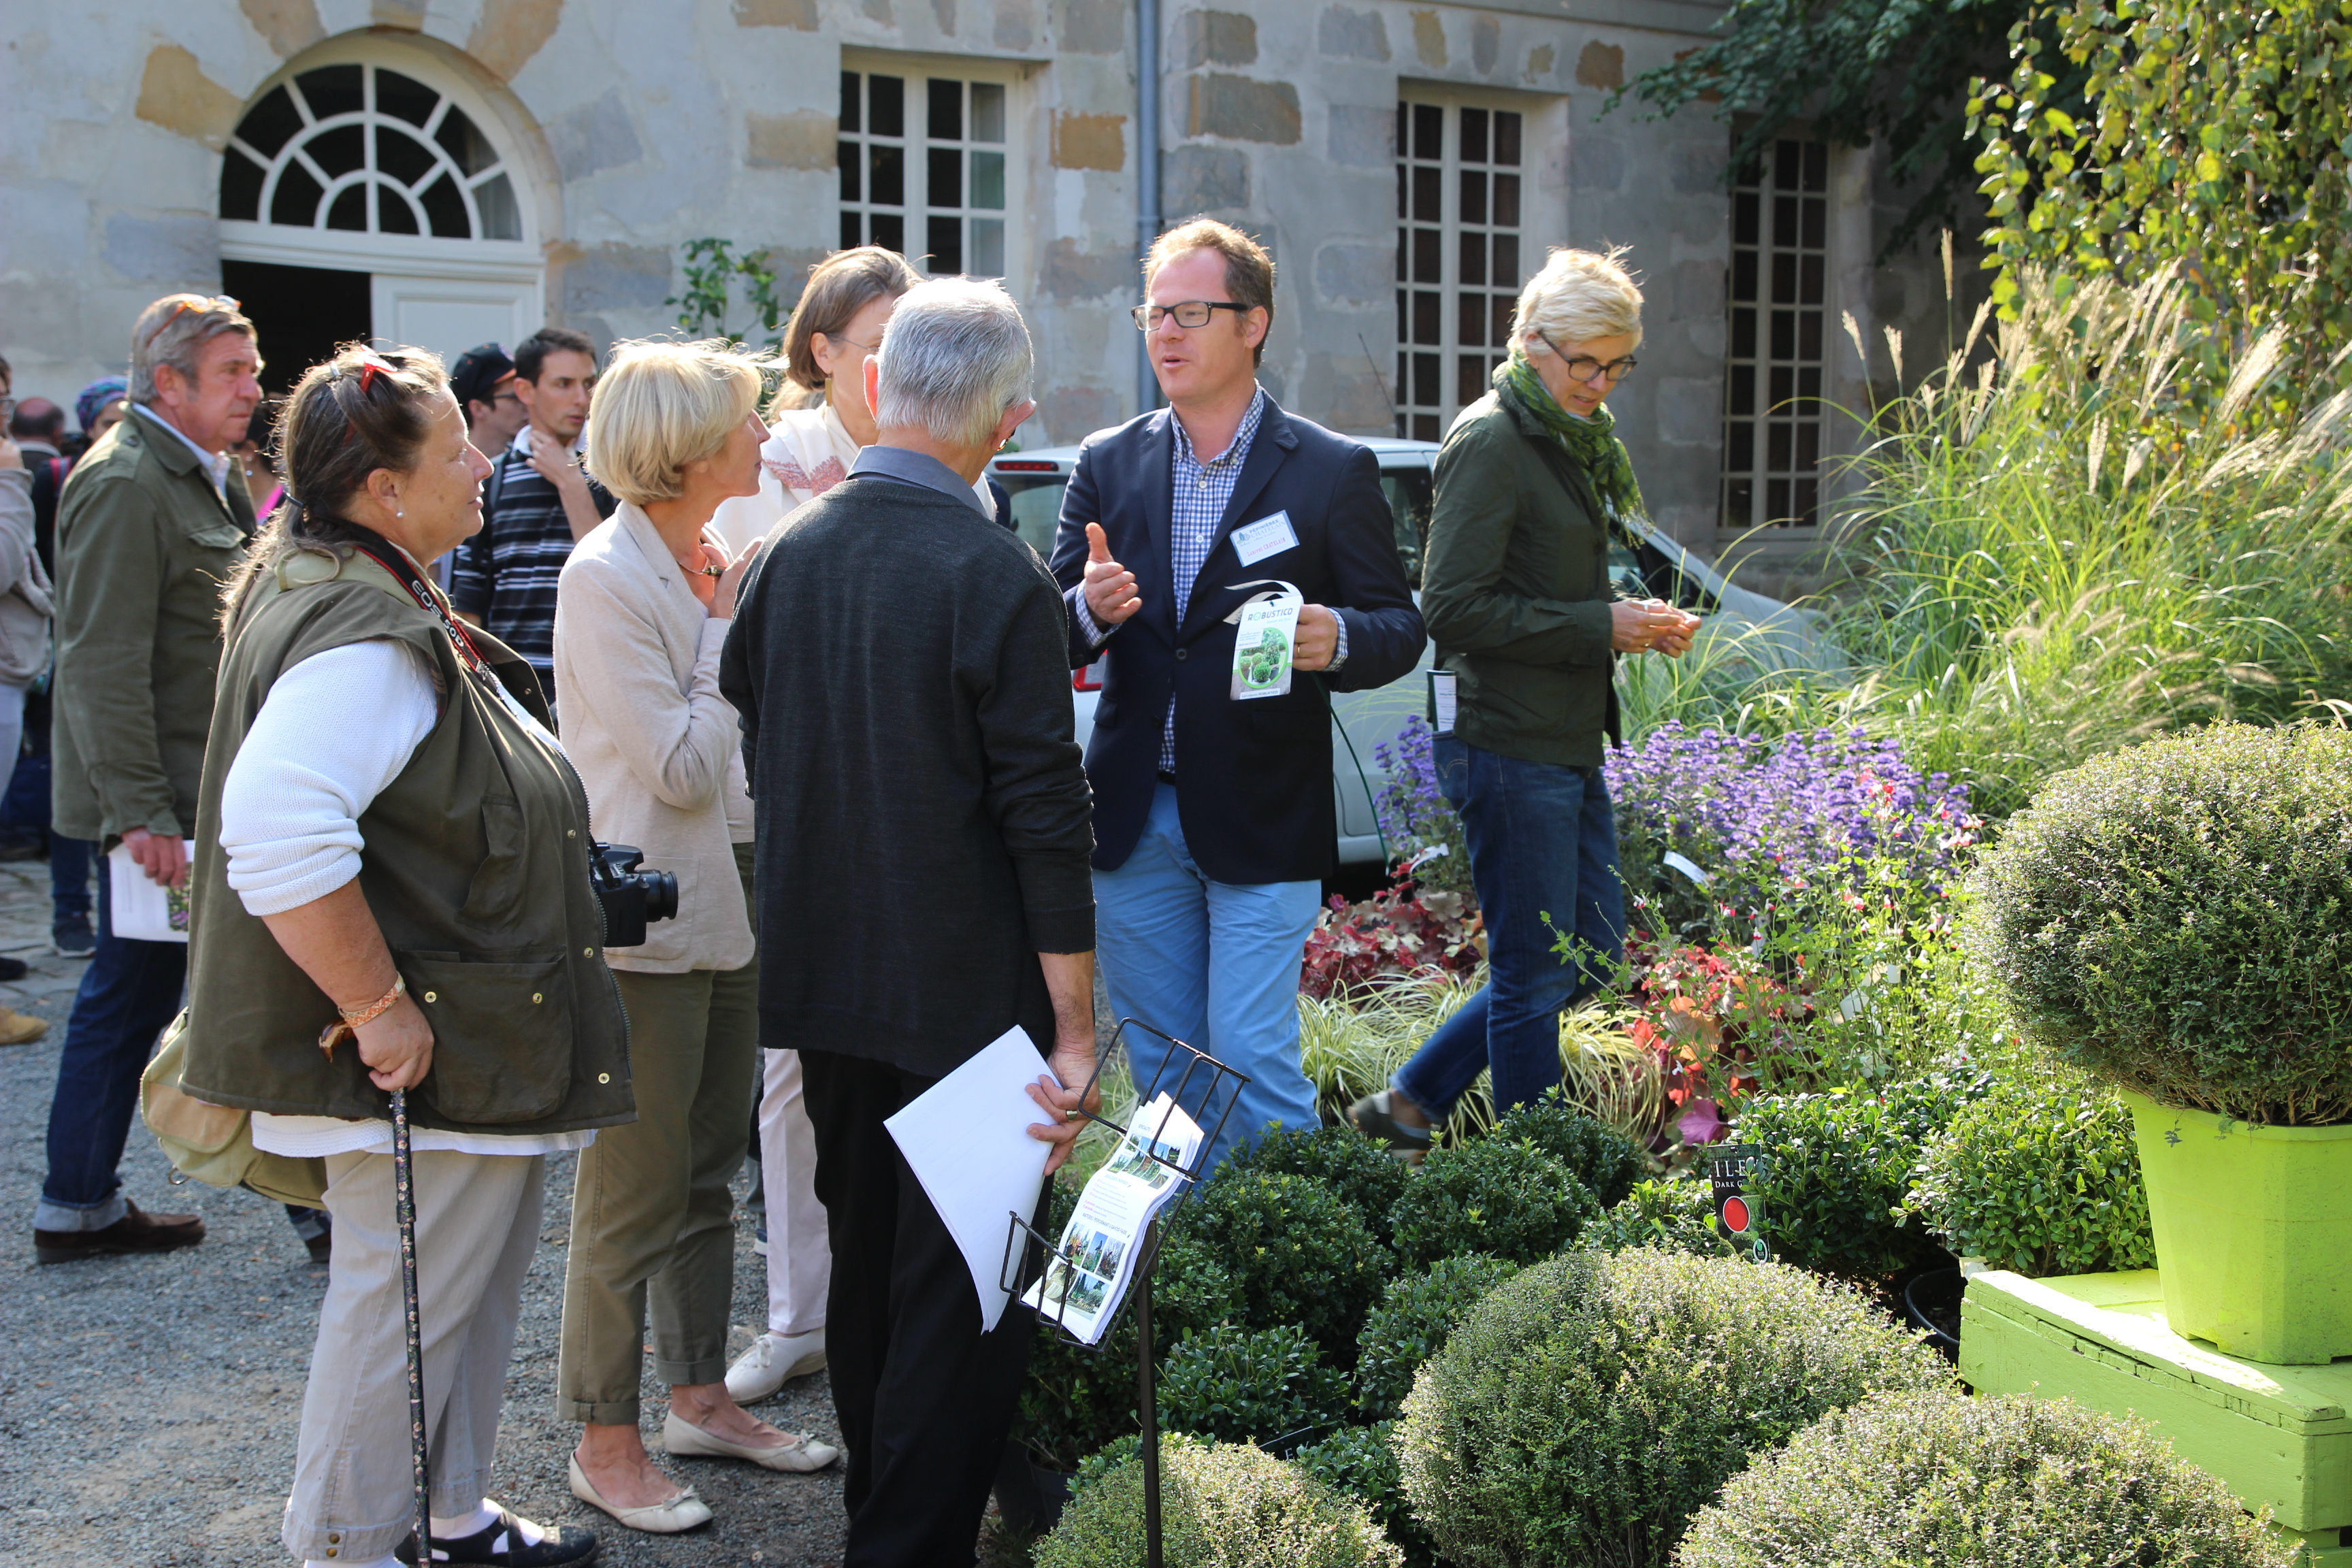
[35,855,190,1232]
[1392,736,1627,1122]
[1094,784,1323,1171]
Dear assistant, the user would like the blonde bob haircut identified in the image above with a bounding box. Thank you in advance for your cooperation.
[585,338,769,506]
[1511,246,1645,353]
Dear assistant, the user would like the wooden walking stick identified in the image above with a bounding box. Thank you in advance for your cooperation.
[391,1088,432,1564]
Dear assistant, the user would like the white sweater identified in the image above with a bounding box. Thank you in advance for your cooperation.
[220,637,587,1158]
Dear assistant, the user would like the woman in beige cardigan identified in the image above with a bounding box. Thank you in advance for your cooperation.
[555,339,837,1536]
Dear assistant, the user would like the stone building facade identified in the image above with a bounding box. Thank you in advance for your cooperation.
[1,0,1950,571]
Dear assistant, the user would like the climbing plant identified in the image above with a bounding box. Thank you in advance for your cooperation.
[667,238,789,351]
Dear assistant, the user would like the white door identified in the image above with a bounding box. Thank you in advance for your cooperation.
[370,274,542,370]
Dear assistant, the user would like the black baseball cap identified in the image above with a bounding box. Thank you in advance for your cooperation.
[449,342,517,408]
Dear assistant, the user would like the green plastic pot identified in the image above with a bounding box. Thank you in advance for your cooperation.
[2123,1089,2352,1365]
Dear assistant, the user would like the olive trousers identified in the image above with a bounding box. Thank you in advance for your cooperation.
[557,856,760,1424]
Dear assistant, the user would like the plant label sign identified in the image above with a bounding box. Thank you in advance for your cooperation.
[1708,1142,1772,1262]
[1230,589,1301,700]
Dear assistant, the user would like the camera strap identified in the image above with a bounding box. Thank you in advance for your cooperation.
[347,537,494,679]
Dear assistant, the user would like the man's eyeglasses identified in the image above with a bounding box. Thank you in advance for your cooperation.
[164,293,242,323]
[1131,301,1252,331]
[1537,330,1637,385]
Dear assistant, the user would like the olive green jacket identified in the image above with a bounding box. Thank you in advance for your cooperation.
[52,410,257,844]
[178,544,636,1135]
[1419,382,1622,769]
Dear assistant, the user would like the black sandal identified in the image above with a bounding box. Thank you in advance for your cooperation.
[395,1504,598,1565]
[1347,1090,1435,1153]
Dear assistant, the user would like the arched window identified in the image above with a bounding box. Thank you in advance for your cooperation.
[218,62,523,242]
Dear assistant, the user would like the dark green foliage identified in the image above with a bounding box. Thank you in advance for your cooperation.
[1352,1254,1521,1422]
[1389,1139,1600,1269]
[1740,1084,1976,1281]
[1294,1422,1437,1568]
[1036,1434,1405,1568]
[1581,1177,1734,1258]
[1907,1071,2154,1276]
[1156,1324,1351,1448]
[1397,1250,1952,1568]
[1492,1098,1646,1208]
[1014,1184,1244,1471]
[1680,1391,2295,1568]
[1171,1169,1388,1360]
[1225,1124,1412,1245]
[1967,724,2352,1126]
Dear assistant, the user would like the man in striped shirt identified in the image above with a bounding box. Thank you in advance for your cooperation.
[451,327,615,698]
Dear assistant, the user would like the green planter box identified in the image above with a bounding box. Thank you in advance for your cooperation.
[1961,1269,2352,1559]
[2125,1090,2352,1366]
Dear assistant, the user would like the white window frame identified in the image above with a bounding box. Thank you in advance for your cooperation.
[1720,131,1835,533]
[1394,91,1541,442]
[838,53,1026,282]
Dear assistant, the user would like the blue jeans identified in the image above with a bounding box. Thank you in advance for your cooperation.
[0,747,95,928]
[1094,785,1323,1172]
[36,855,190,1229]
[1394,737,1627,1122]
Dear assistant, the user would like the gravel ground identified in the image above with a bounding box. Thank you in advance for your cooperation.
[0,859,853,1567]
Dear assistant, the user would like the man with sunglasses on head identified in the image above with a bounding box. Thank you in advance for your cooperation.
[32,293,262,1263]
[1048,218,1425,1171]
[450,325,615,700]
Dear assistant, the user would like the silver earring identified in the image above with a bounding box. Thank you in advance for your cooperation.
[395,508,404,519]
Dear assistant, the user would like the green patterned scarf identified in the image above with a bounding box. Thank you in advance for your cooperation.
[1497,349,1646,523]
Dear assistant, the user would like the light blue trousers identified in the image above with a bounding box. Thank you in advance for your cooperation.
[1093,785,1323,1173]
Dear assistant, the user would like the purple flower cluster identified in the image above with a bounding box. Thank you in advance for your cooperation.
[1371,716,1471,893]
[1604,723,1979,904]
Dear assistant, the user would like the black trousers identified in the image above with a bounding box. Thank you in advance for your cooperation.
[802,1049,1039,1568]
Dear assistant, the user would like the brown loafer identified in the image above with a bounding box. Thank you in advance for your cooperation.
[35,1200,206,1264]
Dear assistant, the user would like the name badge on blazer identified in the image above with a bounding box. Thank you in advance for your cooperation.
[1230,511,1298,566]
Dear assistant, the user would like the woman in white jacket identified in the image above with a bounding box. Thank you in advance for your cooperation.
[554,339,836,1535]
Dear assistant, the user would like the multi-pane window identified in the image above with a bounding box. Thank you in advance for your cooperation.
[1395,101,1523,442]
[218,63,521,242]
[1722,136,1830,529]
[838,68,1008,276]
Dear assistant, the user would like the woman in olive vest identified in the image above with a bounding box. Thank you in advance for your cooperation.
[551,339,837,1536]
[180,345,628,1568]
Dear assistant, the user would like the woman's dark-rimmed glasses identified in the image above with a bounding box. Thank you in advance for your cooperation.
[1536,329,1638,385]
[1131,301,1252,331]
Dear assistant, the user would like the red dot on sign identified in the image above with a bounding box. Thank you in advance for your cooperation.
[1722,1196,1752,1234]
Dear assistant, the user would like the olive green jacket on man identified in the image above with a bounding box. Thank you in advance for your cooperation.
[1419,380,1622,770]
[52,410,256,845]
[178,544,634,1135]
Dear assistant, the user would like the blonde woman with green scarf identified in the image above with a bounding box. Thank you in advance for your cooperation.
[1350,246,1699,1153]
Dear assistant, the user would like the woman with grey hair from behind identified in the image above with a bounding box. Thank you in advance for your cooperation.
[719,276,1100,1565]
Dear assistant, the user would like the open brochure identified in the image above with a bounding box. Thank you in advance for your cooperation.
[1021,1093,1205,1345]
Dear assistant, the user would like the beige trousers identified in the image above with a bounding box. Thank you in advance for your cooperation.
[282,1148,544,1564]
[758,1045,831,1337]
[557,952,757,1424]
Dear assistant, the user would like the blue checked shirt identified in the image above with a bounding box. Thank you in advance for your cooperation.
[1077,388,1345,774]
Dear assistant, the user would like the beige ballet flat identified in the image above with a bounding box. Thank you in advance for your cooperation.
[568,1452,714,1533]
[662,1410,840,1473]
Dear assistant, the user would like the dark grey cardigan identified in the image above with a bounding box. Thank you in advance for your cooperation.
[719,471,1096,1078]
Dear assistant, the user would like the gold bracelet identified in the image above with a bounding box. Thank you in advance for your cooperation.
[318,973,406,1060]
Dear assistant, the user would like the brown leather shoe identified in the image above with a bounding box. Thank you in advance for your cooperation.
[35,1200,206,1264]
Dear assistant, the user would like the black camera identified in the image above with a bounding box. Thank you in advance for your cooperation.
[588,841,679,949]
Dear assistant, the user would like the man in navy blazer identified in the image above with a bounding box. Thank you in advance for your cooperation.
[1049,219,1425,1165]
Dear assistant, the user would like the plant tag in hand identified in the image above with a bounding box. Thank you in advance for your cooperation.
[1230,591,1301,700]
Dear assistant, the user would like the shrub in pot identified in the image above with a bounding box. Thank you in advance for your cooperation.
[1492,1097,1647,1207]
[1395,1248,1949,1568]
[1036,1433,1403,1568]
[1352,1253,1521,1421]
[1156,1322,1351,1448]
[1580,1176,1733,1258]
[1171,1168,1388,1361]
[1906,1071,2155,1277]
[1390,1138,1600,1269]
[1736,1090,1939,1280]
[1678,1390,2295,1568]
[1224,1123,1411,1245]
[1970,723,2352,1360]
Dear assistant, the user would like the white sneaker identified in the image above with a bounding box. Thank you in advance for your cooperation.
[725,1328,826,1404]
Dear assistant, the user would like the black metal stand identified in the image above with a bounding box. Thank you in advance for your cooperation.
[391,1088,431,1565]
[1002,1019,1249,1568]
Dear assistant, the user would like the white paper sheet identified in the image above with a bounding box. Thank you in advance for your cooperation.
[885,1025,1056,1333]
[108,843,191,943]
